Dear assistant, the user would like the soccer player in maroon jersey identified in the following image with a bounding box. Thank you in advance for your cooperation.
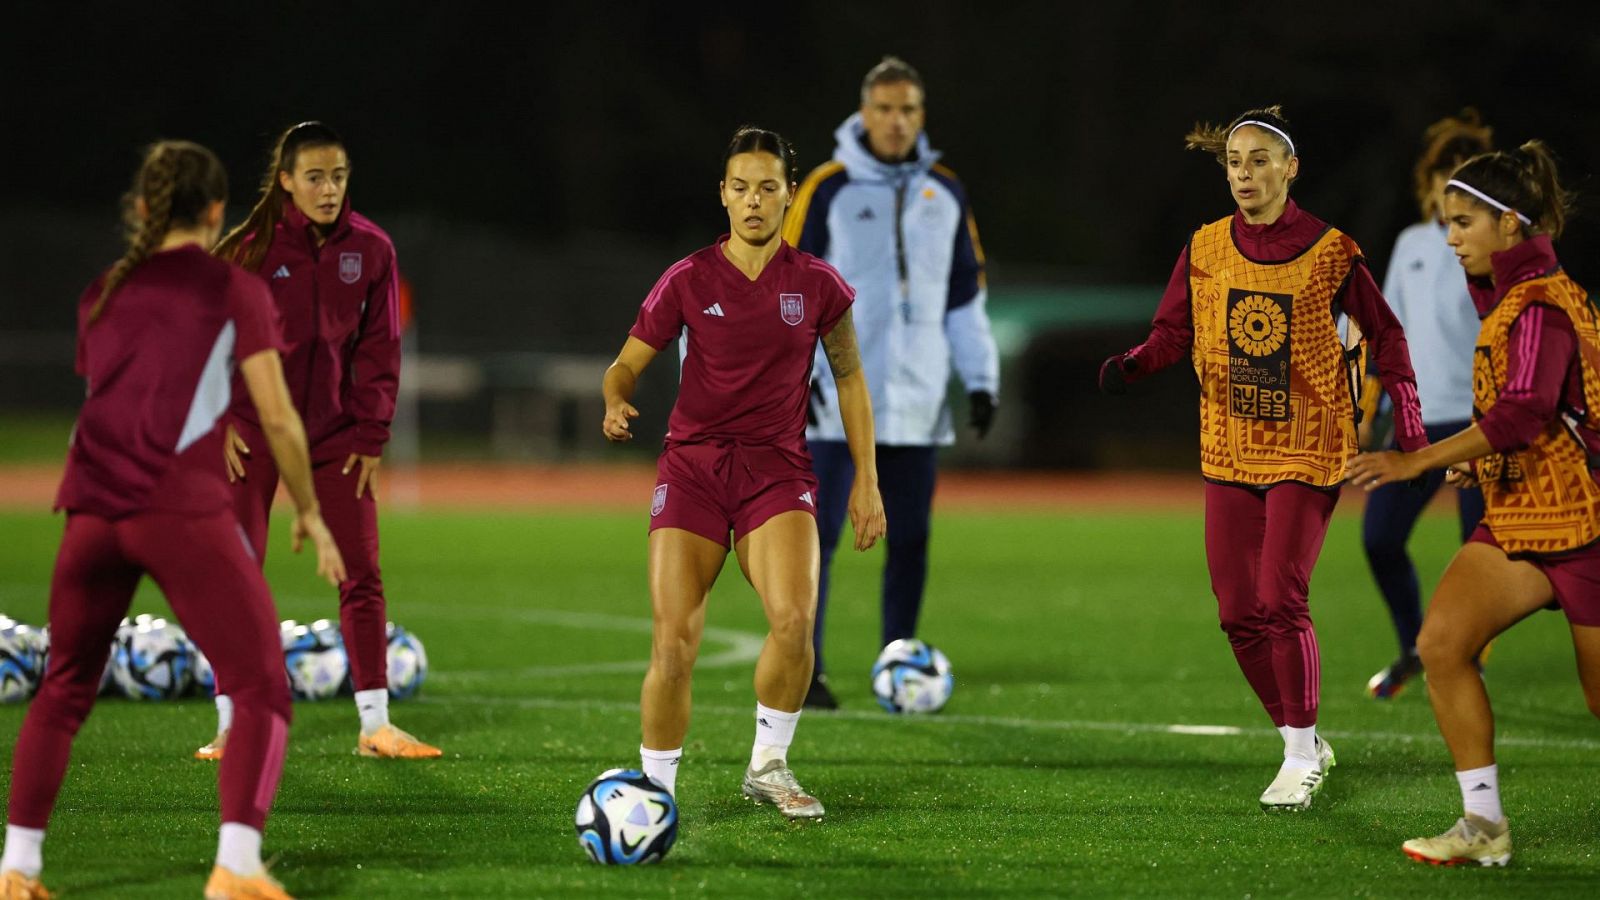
[204,122,439,760]
[0,141,343,900]
[1099,107,1427,811]
[603,127,886,819]
[1350,142,1600,867]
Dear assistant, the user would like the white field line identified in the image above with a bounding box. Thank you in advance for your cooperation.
[429,693,1600,752]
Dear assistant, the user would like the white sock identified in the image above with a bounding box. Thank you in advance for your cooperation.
[751,703,800,770]
[355,689,389,735]
[216,822,262,876]
[1456,764,1504,824]
[1,824,45,878]
[639,745,682,796]
[1283,725,1318,765]
[215,694,234,734]
[1277,725,1289,743]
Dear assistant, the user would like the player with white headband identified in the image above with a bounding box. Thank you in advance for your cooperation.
[1099,105,1427,812]
[1350,139,1600,867]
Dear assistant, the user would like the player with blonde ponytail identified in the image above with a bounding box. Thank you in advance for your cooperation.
[1350,139,1600,867]
[0,141,343,900]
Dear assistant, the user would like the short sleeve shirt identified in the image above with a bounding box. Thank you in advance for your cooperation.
[56,245,283,519]
[629,239,854,456]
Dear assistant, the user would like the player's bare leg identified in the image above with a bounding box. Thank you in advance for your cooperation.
[1403,542,1550,865]
[735,510,825,819]
[639,527,726,795]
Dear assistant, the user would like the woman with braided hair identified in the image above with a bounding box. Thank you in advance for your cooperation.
[1099,106,1426,811]
[0,141,343,900]
[1350,141,1600,867]
[199,122,438,761]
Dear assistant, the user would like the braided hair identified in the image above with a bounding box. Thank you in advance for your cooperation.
[91,141,228,324]
[215,121,346,273]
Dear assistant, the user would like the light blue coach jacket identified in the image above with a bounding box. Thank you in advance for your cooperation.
[786,114,999,446]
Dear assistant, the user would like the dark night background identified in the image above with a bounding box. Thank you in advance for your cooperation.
[3,1,1597,465]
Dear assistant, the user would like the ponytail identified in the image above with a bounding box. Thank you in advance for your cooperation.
[92,141,227,324]
[1446,139,1575,239]
[1186,105,1294,165]
[215,121,346,272]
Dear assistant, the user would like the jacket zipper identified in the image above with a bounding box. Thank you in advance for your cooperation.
[304,240,320,419]
[893,177,909,315]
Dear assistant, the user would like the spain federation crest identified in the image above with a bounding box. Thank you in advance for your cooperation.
[339,252,363,284]
[779,293,804,326]
[651,484,668,517]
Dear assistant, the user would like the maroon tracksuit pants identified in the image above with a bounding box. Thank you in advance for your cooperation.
[223,420,387,694]
[1203,481,1338,729]
[8,511,290,831]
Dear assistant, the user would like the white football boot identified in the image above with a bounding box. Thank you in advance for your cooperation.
[1259,736,1335,811]
[742,760,825,819]
[1402,814,1511,866]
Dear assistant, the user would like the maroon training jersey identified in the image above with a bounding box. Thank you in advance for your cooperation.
[56,245,283,519]
[630,238,854,455]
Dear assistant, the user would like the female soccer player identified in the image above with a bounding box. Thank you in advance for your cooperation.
[1349,142,1600,867]
[203,122,439,760]
[1361,110,1492,699]
[0,141,343,900]
[1099,106,1426,811]
[602,126,886,819]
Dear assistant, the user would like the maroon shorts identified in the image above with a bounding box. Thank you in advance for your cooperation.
[649,442,818,548]
[1468,524,1600,626]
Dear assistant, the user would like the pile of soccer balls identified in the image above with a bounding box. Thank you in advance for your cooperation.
[0,612,428,704]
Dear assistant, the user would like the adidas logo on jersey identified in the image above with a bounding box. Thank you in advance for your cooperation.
[271,265,291,279]
[702,303,726,317]
[799,491,814,506]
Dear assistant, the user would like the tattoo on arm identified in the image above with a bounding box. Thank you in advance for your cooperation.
[822,312,861,380]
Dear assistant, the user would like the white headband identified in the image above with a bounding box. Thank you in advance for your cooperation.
[1228,120,1295,157]
[1446,179,1533,225]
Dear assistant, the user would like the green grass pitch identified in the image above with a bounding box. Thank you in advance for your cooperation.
[0,505,1596,897]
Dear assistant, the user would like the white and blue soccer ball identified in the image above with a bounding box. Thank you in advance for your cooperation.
[282,618,349,701]
[871,638,954,714]
[191,644,215,697]
[111,615,194,701]
[385,622,428,700]
[0,616,48,703]
[574,769,678,865]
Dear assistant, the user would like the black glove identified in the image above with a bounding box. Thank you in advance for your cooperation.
[807,378,824,427]
[1098,354,1137,395]
[968,391,996,439]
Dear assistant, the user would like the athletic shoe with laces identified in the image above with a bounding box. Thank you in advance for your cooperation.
[0,870,51,900]
[742,759,825,819]
[204,864,294,900]
[1367,652,1424,699]
[1402,813,1512,866]
[1259,736,1335,811]
[803,673,839,710]
[195,729,229,761]
[356,724,442,759]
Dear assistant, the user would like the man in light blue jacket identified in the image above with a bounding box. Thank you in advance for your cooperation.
[783,56,999,708]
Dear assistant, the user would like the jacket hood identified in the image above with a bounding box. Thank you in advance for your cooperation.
[832,113,940,182]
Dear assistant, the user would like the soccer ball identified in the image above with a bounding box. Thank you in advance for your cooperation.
[191,644,215,697]
[111,615,194,701]
[574,769,678,865]
[282,619,349,701]
[385,622,428,700]
[0,616,47,703]
[871,638,954,714]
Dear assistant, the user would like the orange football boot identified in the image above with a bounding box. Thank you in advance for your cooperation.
[194,729,229,761]
[0,870,51,900]
[356,724,442,759]
[203,865,293,900]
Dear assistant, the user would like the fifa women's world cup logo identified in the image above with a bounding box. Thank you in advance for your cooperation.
[1225,290,1292,421]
